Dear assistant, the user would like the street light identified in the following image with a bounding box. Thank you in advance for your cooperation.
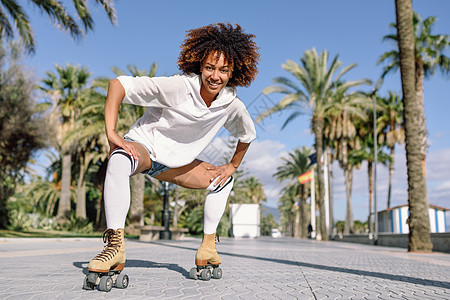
[160,181,172,240]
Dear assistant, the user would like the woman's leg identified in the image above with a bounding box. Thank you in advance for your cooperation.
[104,142,151,229]
[156,160,234,266]
[88,142,151,274]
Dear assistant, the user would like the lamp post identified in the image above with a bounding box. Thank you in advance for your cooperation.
[160,181,172,240]
[229,191,234,238]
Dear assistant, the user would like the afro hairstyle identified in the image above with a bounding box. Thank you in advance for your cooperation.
[177,23,260,88]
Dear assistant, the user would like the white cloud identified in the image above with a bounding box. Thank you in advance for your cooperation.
[243,139,287,207]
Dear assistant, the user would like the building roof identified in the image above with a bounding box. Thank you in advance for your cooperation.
[379,203,449,213]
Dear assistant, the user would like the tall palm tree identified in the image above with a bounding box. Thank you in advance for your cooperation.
[0,0,117,54]
[378,92,404,208]
[278,183,299,237]
[236,176,266,204]
[349,134,390,234]
[41,64,92,223]
[274,147,312,238]
[324,84,372,234]
[66,83,110,226]
[378,11,449,177]
[258,48,369,240]
[394,0,432,252]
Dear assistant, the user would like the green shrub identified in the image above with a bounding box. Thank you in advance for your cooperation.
[7,210,33,231]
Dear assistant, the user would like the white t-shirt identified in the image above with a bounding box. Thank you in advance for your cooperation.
[118,73,256,168]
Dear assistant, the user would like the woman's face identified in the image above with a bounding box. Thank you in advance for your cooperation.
[200,51,232,103]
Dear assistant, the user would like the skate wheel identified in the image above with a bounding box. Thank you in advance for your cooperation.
[189,267,198,279]
[87,272,98,284]
[200,269,211,281]
[99,276,113,292]
[83,276,95,290]
[116,273,129,289]
[212,267,222,279]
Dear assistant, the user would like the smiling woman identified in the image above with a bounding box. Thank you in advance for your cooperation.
[84,22,261,290]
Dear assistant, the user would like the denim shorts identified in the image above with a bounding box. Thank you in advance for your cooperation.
[124,138,170,177]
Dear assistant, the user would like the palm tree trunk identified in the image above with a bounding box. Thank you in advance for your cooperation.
[294,208,300,238]
[387,147,395,208]
[76,154,87,219]
[368,161,374,234]
[94,160,108,231]
[344,166,354,234]
[395,0,432,252]
[415,60,427,177]
[313,116,327,240]
[57,151,72,223]
[327,150,334,236]
[129,174,145,234]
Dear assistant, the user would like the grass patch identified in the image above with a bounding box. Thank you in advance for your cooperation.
[0,229,100,238]
[0,229,140,239]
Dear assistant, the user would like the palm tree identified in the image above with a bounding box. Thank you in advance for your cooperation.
[274,147,312,238]
[394,0,432,252]
[378,92,404,208]
[41,64,92,223]
[66,83,111,227]
[349,134,390,234]
[278,184,299,237]
[233,176,266,204]
[324,83,372,234]
[378,11,449,177]
[0,0,117,54]
[258,48,369,240]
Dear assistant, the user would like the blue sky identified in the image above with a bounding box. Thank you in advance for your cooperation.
[23,1,449,222]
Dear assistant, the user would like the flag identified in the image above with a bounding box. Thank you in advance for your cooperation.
[298,169,313,184]
[308,153,317,167]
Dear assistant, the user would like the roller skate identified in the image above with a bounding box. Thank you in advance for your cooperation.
[83,228,129,292]
[189,233,223,281]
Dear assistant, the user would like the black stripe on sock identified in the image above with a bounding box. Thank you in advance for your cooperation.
[213,176,233,193]
[110,148,136,174]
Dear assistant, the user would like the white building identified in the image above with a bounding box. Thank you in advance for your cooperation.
[378,204,448,234]
[229,203,260,238]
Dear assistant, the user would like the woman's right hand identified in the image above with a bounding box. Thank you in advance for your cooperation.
[107,130,140,160]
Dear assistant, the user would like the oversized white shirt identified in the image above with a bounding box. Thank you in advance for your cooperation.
[118,73,256,168]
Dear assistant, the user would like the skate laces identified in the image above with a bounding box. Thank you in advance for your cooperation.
[93,229,121,262]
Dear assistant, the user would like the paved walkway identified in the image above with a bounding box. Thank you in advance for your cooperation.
[0,236,449,299]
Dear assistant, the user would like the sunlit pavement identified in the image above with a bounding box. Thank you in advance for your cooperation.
[1,236,449,299]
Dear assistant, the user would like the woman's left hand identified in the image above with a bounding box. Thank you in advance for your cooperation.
[206,163,237,187]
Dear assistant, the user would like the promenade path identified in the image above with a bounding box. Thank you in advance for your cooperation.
[1,236,449,299]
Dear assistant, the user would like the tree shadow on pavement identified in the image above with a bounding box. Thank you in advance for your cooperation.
[149,241,450,289]
[73,260,189,277]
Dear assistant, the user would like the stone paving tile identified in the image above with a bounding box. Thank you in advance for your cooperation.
[0,237,449,299]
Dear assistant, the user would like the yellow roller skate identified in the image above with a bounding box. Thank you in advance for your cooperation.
[83,228,129,292]
[189,233,222,280]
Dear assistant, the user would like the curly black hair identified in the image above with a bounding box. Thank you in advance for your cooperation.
[177,23,260,88]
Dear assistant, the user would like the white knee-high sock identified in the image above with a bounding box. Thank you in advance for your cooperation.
[203,176,234,234]
[104,148,138,230]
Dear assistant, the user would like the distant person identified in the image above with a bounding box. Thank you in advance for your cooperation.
[308,223,313,238]
[84,23,260,289]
